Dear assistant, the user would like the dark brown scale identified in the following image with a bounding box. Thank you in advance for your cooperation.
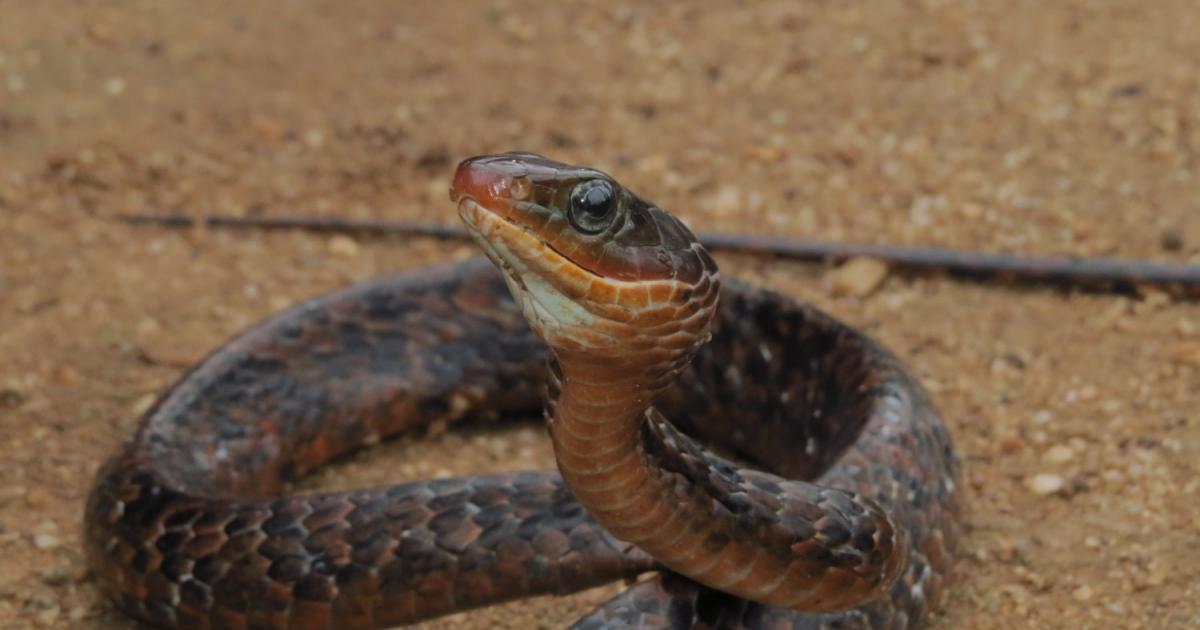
[86,259,960,628]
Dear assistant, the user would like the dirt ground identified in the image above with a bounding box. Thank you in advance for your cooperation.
[2,1,1198,628]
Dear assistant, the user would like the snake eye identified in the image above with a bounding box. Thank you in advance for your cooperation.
[567,179,617,234]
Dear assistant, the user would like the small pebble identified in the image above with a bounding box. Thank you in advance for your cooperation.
[1101,469,1124,484]
[303,128,325,148]
[1160,230,1184,251]
[32,533,60,550]
[86,22,113,44]
[1000,434,1024,454]
[827,257,890,297]
[40,567,70,586]
[0,388,26,409]
[24,487,50,508]
[707,185,743,216]
[1043,445,1075,464]
[103,77,126,95]
[327,235,360,257]
[1167,342,1200,366]
[1072,584,1093,601]
[1026,473,1065,496]
[497,15,536,43]
[1015,566,1049,590]
[135,317,162,336]
[130,393,157,417]
[1140,561,1167,588]
[54,365,80,386]
[739,144,787,163]
[251,117,287,143]
[36,607,61,625]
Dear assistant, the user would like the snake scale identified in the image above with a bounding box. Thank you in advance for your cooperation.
[85,153,961,629]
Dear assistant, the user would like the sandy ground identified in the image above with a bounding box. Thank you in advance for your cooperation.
[2,1,1199,628]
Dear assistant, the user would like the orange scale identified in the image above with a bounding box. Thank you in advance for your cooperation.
[614,284,651,309]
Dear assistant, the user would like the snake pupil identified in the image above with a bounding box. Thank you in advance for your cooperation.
[568,179,616,234]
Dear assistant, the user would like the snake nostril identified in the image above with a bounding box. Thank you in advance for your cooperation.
[488,178,510,200]
[509,176,531,200]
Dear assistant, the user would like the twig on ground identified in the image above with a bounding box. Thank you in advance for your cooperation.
[121,212,1200,299]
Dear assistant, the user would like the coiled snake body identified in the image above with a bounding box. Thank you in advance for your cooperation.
[86,154,961,628]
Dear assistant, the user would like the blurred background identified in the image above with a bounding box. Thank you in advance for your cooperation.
[1,1,1197,628]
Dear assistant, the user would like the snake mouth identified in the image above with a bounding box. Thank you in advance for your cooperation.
[457,195,602,284]
[456,197,517,274]
[458,195,612,338]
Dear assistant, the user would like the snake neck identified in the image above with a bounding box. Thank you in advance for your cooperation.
[546,355,678,534]
[545,324,908,613]
[534,266,737,583]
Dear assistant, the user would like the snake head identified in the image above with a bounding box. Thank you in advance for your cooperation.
[452,152,719,375]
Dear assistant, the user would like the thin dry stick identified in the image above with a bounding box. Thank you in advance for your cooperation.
[121,212,1200,298]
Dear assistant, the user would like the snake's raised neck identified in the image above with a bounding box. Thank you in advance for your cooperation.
[452,152,904,611]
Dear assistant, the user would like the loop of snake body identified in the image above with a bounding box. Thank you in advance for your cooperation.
[86,153,961,629]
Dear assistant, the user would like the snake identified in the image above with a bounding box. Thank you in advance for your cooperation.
[85,152,961,629]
